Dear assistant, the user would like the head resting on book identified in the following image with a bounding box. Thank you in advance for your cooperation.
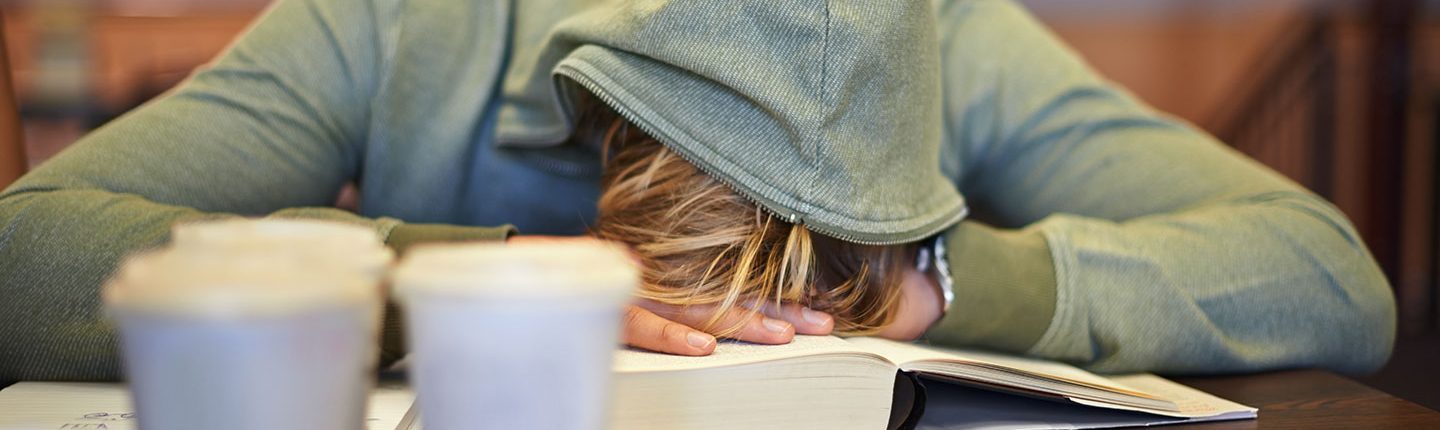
[583,96,916,336]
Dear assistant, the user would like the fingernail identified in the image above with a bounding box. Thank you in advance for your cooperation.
[763,318,791,334]
[687,332,714,349]
[802,308,831,326]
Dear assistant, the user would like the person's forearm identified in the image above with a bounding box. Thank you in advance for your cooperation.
[1024,193,1392,375]
[0,188,243,381]
[926,192,1395,375]
[0,187,515,381]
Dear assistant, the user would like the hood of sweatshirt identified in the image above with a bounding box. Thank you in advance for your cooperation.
[494,0,966,245]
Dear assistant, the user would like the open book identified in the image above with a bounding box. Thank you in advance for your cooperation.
[0,336,1254,430]
[608,335,1256,430]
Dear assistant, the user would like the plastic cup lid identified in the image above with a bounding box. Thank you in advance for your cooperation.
[172,218,382,248]
[169,218,393,275]
[105,250,379,319]
[391,240,638,302]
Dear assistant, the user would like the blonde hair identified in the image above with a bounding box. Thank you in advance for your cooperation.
[582,97,913,336]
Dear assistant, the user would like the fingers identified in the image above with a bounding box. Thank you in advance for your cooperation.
[751,301,834,336]
[719,305,796,344]
[635,300,795,345]
[622,305,716,356]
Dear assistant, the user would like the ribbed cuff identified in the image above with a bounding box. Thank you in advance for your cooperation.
[922,221,1057,354]
[378,223,517,367]
[379,301,408,368]
[383,223,518,253]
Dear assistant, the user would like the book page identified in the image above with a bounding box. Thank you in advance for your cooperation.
[844,337,1133,392]
[0,382,416,430]
[368,383,418,430]
[0,382,136,430]
[1071,374,1257,419]
[613,334,882,373]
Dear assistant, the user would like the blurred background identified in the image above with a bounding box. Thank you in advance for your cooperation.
[0,0,1436,410]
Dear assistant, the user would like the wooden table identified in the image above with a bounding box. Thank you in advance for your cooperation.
[1172,370,1440,429]
[3,369,1436,429]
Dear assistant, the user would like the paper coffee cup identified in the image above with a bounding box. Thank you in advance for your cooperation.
[392,241,637,430]
[107,219,392,430]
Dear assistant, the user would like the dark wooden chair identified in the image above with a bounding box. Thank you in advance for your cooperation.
[0,10,27,190]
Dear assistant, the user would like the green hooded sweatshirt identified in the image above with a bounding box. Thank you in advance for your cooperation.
[0,0,1394,382]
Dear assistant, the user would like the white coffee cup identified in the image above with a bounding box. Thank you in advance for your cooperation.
[106,220,391,430]
[391,240,637,430]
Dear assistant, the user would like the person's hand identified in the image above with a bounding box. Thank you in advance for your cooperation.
[623,299,835,355]
[508,235,835,356]
[874,265,945,341]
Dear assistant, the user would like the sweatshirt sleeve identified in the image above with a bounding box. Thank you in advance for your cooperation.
[0,0,512,382]
[922,0,1395,375]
